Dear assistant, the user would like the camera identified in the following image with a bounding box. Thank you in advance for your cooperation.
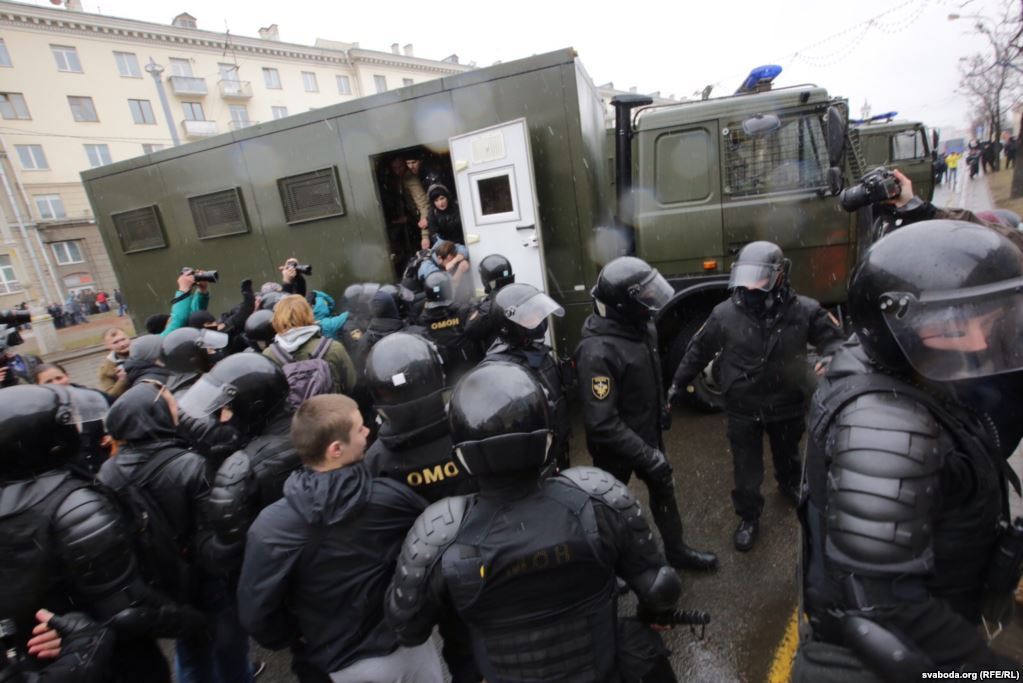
[0,309,31,326]
[285,259,312,276]
[181,267,219,284]
[839,166,902,212]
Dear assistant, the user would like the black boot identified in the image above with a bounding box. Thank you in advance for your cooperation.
[733,519,759,552]
[667,544,718,571]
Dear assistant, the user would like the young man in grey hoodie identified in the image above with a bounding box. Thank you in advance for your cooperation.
[237,394,441,683]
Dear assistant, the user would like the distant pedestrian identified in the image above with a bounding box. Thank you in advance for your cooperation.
[1006,137,1017,169]
[114,288,127,316]
[946,152,960,189]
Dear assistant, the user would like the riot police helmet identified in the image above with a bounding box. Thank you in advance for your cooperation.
[160,327,229,374]
[365,333,447,432]
[449,362,551,477]
[243,309,276,345]
[371,284,415,319]
[492,283,565,346]
[849,219,1023,382]
[0,384,108,479]
[178,352,288,432]
[728,241,788,292]
[423,271,455,310]
[259,290,285,312]
[592,256,674,321]
[479,254,515,294]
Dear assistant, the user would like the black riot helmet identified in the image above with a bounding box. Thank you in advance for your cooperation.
[592,256,674,322]
[449,362,551,478]
[423,271,454,310]
[259,290,285,312]
[160,327,229,374]
[492,283,565,347]
[729,241,788,292]
[0,385,108,479]
[479,254,515,294]
[365,333,447,432]
[178,352,288,433]
[849,219,1023,382]
[243,309,276,345]
[371,284,415,320]
[342,283,380,320]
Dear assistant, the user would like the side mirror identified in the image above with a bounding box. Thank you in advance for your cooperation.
[827,167,844,196]
[825,105,848,167]
[931,128,940,150]
[741,113,781,137]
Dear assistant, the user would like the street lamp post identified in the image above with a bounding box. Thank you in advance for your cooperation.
[145,58,181,147]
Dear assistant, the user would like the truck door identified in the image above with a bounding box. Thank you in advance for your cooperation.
[892,126,933,201]
[449,119,547,294]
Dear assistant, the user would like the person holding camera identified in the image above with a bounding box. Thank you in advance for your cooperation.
[162,269,215,338]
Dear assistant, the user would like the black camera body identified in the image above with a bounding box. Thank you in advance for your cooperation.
[294,264,312,276]
[839,166,902,212]
[0,309,31,326]
[181,267,219,284]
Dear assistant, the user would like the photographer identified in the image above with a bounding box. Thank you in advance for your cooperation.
[279,258,308,298]
[161,269,213,338]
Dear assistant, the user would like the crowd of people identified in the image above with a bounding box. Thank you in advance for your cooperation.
[934,136,1017,190]
[45,288,128,329]
[2,167,1023,682]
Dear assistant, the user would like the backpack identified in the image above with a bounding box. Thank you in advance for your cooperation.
[269,336,336,409]
[103,448,196,603]
[401,250,432,293]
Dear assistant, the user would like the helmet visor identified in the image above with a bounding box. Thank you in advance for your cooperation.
[882,278,1023,381]
[729,263,781,291]
[178,375,234,420]
[197,329,229,350]
[54,385,110,427]
[631,270,674,312]
[504,292,565,330]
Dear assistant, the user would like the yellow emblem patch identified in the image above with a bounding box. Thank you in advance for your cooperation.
[591,376,611,400]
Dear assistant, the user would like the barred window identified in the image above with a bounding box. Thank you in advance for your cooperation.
[723,113,828,196]
[277,167,344,225]
[111,205,166,253]
[189,188,250,239]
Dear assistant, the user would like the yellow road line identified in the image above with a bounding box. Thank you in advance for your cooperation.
[767,607,800,683]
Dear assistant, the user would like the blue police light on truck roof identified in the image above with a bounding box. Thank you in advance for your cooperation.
[850,111,899,125]
[735,65,783,95]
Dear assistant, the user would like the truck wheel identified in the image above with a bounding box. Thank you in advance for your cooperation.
[665,314,724,413]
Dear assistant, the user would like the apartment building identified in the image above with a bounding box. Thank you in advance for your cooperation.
[0,0,471,311]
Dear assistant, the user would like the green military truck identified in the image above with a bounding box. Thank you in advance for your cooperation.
[849,112,935,201]
[82,48,918,408]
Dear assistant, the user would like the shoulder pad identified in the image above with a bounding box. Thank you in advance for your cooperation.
[53,488,134,593]
[826,393,943,574]
[206,452,258,542]
[558,467,657,552]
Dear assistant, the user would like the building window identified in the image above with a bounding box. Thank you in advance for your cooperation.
[301,71,319,93]
[142,143,164,154]
[182,102,205,121]
[51,45,82,73]
[169,58,193,77]
[114,51,141,78]
[129,99,156,124]
[374,75,387,93]
[68,96,98,122]
[0,255,21,294]
[263,67,282,89]
[336,75,351,95]
[229,104,249,124]
[34,195,66,220]
[403,78,414,87]
[0,39,11,68]
[14,144,47,170]
[0,92,30,120]
[51,241,84,265]
[271,106,288,120]
[218,62,239,82]
[84,144,112,168]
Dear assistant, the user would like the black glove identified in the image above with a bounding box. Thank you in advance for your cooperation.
[636,450,672,486]
[37,613,114,683]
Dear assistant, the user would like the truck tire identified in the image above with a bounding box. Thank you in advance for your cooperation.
[664,312,724,413]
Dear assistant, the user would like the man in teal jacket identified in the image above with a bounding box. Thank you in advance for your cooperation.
[161,270,210,337]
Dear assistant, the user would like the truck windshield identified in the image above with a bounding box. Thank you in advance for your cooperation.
[723,113,828,196]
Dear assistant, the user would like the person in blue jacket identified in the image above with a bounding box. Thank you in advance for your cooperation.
[161,270,210,337]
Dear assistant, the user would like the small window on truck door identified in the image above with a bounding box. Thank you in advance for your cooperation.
[655,129,712,203]
[892,130,926,161]
[723,113,827,196]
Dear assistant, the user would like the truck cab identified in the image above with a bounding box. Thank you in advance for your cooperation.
[849,114,934,202]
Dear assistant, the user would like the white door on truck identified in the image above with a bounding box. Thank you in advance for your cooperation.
[449,118,547,295]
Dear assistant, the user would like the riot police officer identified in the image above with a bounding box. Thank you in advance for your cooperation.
[0,384,204,682]
[419,271,481,385]
[669,241,844,551]
[575,256,718,571]
[386,362,685,682]
[464,253,514,348]
[242,309,275,352]
[482,282,571,471]
[160,326,230,396]
[337,283,380,367]
[794,220,1023,680]
[355,284,422,367]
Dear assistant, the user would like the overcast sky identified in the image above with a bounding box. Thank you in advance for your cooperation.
[26,0,1012,133]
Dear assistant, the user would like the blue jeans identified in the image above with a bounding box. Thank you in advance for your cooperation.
[175,581,253,683]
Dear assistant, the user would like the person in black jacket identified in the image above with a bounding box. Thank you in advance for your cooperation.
[355,284,423,367]
[575,256,718,572]
[419,271,480,385]
[425,184,464,246]
[238,393,440,682]
[669,241,844,551]
[463,254,514,350]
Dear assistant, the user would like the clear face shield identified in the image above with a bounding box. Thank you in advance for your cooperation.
[503,292,565,330]
[177,375,235,421]
[50,385,110,431]
[629,270,674,313]
[880,278,1023,381]
[728,262,782,292]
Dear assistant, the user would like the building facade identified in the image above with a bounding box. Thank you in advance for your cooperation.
[0,0,471,312]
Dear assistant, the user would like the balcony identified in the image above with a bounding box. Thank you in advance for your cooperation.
[181,119,218,138]
[218,79,253,99]
[168,75,208,96]
[228,119,259,131]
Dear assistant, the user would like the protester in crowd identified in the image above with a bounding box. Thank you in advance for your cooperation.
[162,270,212,337]
[98,327,131,398]
[263,295,357,395]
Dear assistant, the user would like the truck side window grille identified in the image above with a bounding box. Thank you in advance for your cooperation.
[277,167,345,225]
[189,188,250,239]
[111,205,167,253]
[723,114,828,196]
